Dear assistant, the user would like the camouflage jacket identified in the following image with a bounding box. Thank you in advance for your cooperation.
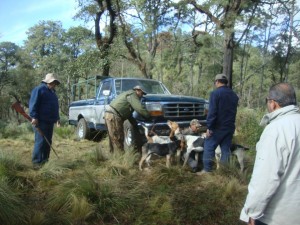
[110,90,150,120]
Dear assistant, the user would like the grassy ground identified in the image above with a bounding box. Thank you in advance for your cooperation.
[0,124,253,225]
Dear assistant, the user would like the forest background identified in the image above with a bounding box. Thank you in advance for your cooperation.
[0,0,299,118]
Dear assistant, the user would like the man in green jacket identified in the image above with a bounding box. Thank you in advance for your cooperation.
[104,85,150,152]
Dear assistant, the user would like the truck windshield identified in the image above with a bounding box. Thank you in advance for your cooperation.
[115,79,171,95]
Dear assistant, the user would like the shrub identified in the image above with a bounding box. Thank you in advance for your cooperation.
[54,125,75,139]
[235,107,265,149]
[0,122,33,139]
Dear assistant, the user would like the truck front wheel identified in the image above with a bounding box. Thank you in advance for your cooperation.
[124,120,135,150]
[77,118,91,140]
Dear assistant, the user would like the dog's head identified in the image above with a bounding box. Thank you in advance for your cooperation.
[167,120,179,131]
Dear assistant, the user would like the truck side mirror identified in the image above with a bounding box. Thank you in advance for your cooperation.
[102,90,110,96]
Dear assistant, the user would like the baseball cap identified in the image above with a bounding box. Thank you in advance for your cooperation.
[215,74,228,81]
[133,85,147,95]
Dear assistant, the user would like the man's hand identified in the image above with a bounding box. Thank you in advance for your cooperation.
[206,129,212,137]
[248,218,255,225]
[57,120,61,127]
[31,118,38,127]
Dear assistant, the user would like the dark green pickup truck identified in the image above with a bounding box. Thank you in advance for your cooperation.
[68,76,208,149]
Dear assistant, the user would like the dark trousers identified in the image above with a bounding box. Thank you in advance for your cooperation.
[255,220,267,225]
[203,129,234,171]
[32,121,54,164]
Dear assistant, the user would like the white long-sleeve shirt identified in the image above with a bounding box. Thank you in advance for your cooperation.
[240,105,300,225]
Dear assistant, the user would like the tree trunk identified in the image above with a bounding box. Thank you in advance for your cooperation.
[223,31,234,89]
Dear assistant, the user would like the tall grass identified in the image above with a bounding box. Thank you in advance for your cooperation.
[0,121,33,139]
[0,152,30,225]
[54,125,76,139]
[0,178,29,225]
[0,107,262,224]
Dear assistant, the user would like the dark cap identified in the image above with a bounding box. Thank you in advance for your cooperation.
[133,85,147,95]
[215,74,228,81]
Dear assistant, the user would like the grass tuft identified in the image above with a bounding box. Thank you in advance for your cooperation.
[37,160,71,179]
[0,178,29,225]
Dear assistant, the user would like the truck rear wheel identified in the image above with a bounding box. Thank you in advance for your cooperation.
[77,118,91,140]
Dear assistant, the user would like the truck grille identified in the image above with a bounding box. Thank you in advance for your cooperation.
[163,102,205,118]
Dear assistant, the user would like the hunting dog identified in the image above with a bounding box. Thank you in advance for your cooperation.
[140,121,180,166]
[139,137,185,170]
[167,120,206,167]
[168,120,249,171]
[215,144,249,171]
[143,121,179,144]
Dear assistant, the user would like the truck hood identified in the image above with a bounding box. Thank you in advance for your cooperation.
[142,94,205,103]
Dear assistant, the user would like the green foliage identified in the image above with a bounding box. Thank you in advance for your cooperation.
[0,122,33,139]
[235,107,265,149]
[54,125,75,139]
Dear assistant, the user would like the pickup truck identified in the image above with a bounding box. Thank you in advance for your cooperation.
[68,76,208,149]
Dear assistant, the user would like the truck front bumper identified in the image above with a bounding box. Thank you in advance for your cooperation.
[138,120,207,136]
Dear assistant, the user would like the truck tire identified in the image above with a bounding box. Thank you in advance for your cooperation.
[124,120,137,151]
[77,118,91,140]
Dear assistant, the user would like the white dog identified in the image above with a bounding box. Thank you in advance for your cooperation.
[215,144,249,171]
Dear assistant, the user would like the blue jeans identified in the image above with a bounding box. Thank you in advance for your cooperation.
[32,121,54,164]
[203,129,234,172]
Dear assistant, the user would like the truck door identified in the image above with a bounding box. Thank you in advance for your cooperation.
[93,80,112,126]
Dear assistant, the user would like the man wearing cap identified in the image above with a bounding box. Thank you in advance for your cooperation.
[182,119,202,135]
[104,85,150,152]
[199,74,239,174]
[29,73,61,168]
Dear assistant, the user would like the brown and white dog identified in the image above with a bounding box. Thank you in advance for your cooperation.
[139,137,185,170]
[168,120,249,171]
[143,121,179,144]
[167,120,205,167]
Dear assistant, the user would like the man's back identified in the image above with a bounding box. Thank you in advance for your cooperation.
[207,86,239,130]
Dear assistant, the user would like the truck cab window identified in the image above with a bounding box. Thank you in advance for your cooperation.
[97,81,111,99]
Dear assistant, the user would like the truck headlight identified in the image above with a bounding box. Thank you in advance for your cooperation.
[145,103,163,116]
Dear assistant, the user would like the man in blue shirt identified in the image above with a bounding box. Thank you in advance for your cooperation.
[199,74,239,174]
[29,73,60,168]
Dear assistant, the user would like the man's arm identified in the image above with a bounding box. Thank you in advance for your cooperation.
[29,87,41,125]
[128,94,150,119]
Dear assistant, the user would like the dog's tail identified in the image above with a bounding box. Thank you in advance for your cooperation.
[231,144,249,151]
[142,125,149,137]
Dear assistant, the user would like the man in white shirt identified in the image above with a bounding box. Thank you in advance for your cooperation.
[240,83,300,225]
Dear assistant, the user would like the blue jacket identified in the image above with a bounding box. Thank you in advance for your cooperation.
[206,86,238,131]
[29,83,59,123]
